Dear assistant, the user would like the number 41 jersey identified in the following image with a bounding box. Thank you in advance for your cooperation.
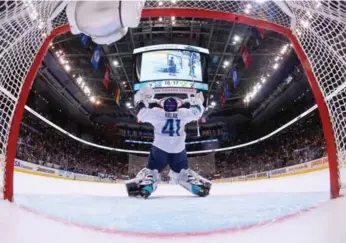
[137,105,204,153]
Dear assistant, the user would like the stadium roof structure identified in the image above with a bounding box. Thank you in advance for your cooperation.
[34,15,312,126]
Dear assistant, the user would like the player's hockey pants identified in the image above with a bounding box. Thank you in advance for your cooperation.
[147,146,188,173]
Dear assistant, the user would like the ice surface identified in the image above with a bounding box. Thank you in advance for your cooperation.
[14,193,328,233]
[1,169,346,243]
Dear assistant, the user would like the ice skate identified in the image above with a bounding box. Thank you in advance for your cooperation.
[170,169,212,197]
[125,168,161,198]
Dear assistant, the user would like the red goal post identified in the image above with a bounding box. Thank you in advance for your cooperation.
[1,1,345,201]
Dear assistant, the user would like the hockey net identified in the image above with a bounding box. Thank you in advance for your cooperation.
[0,1,345,200]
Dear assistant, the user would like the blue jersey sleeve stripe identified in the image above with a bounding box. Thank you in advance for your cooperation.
[190,105,202,113]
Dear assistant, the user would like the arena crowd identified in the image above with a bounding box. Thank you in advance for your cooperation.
[16,105,325,181]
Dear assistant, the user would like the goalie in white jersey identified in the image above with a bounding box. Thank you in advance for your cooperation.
[125,86,212,198]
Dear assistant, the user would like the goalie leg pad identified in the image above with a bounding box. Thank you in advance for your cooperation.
[169,169,212,197]
[125,168,161,198]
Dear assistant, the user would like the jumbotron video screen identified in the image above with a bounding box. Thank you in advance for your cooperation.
[140,50,203,82]
[133,44,209,91]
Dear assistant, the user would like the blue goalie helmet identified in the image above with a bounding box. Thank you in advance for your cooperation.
[163,97,178,112]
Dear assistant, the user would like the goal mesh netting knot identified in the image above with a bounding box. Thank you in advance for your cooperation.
[0,0,345,200]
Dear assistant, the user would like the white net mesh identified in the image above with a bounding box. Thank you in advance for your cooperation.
[0,0,345,199]
[0,1,68,199]
[285,1,346,194]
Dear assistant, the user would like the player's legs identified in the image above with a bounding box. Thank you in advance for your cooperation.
[168,150,212,197]
[147,146,169,172]
[125,146,168,198]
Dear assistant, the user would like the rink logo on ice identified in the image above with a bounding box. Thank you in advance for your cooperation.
[37,167,55,174]
[270,168,287,176]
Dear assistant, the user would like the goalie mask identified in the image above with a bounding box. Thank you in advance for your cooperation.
[163,98,178,112]
[160,97,184,112]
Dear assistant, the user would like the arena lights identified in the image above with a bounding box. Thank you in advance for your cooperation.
[223,60,230,68]
[315,1,321,9]
[244,41,292,104]
[306,11,313,19]
[300,19,310,28]
[158,1,163,6]
[76,76,83,84]
[64,64,71,72]
[233,35,240,42]
[296,29,302,36]
[244,3,252,14]
[171,0,177,4]
[158,17,163,22]
[280,44,289,55]
[83,86,91,96]
[53,50,96,103]
[89,96,96,103]
[171,16,176,21]
[113,60,119,66]
[244,82,263,103]
[24,0,39,21]
[126,102,133,109]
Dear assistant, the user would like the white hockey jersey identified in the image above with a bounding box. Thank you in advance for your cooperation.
[137,105,204,153]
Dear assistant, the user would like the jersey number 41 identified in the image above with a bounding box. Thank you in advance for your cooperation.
[162,119,181,136]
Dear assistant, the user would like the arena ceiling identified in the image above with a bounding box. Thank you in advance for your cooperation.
[34,11,309,127]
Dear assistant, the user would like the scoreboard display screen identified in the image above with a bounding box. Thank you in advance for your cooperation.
[140,50,203,82]
[133,44,209,90]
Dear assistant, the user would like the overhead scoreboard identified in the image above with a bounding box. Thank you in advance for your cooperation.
[133,44,209,91]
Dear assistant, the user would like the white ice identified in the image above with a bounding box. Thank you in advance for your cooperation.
[1,169,346,243]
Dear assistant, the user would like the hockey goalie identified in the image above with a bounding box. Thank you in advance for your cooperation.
[125,86,212,198]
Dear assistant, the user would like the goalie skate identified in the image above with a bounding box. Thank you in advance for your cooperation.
[170,169,212,197]
[125,168,160,198]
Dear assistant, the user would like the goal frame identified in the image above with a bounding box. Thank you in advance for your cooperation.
[3,8,339,201]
